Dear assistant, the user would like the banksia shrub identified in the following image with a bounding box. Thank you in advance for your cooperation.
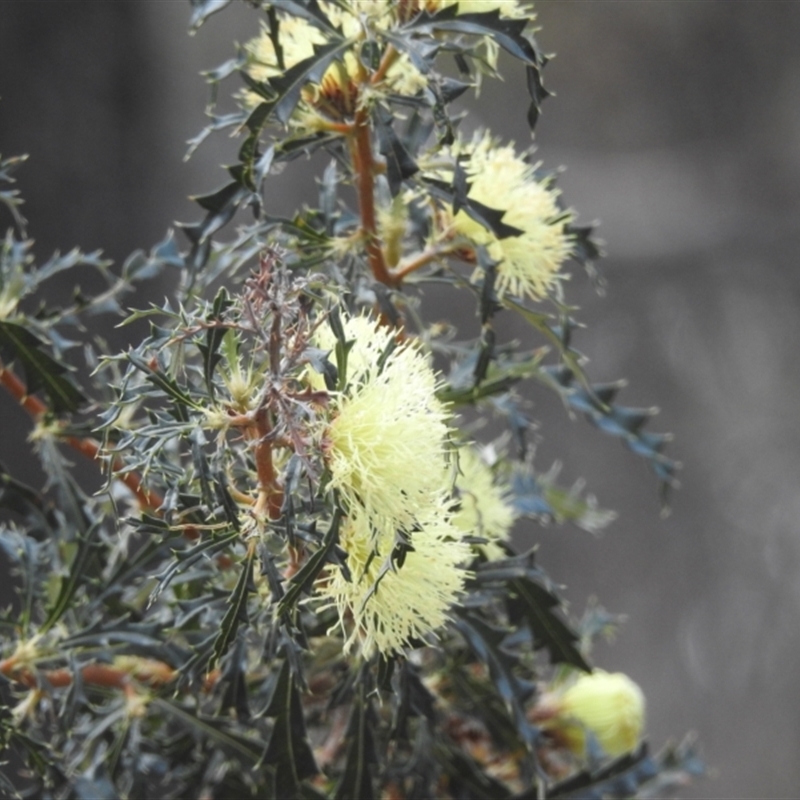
[0,2,703,798]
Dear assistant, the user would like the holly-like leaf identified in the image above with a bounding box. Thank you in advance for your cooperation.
[406,7,539,66]
[196,286,233,398]
[126,352,202,417]
[0,153,28,229]
[544,743,650,800]
[454,612,538,751]
[420,176,524,240]
[249,39,352,127]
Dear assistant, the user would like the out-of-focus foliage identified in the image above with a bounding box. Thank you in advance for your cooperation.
[0,3,698,798]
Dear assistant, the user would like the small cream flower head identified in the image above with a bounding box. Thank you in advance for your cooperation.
[555,670,646,757]
[319,507,471,656]
[453,444,517,560]
[319,313,453,532]
[446,133,574,302]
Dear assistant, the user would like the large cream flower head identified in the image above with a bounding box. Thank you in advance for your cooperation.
[313,311,470,655]
[445,132,575,302]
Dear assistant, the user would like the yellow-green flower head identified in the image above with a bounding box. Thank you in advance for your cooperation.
[556,670,646,757]
[319,507,471,656]
[401,0,532,19]
[453,444,517,560]
[444,133,574,302]
[242,17,327,108]
[321,0,395,33]
[319,313,453,532]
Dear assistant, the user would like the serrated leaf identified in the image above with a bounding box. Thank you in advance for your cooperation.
[188,0,232,31]
[126,352,202,415]
[454,612,538,750]
[149,532,238,605]
[544,743,648,799]
[251,39,353,127]
[196,286,232,399]
[0,321,85,413]
[420,176,524,240]
[408,8,539,66]
[507,578,591,672]
[0,153,28,229]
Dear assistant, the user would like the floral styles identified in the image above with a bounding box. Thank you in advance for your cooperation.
[320,509,470,656]
[320,314,452,532]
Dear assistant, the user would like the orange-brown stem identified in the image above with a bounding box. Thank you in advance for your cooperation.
[0,658,176,691]
[0,360,205,551]
[1,360,162,513]
[391,244,452,283]
[252,407,283,520]
[370,43,399,87]
[350,112,396,287]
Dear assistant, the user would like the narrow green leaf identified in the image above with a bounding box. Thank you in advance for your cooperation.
[261,657,318,796]
[212,546,256,666]
[334,675,378,800]
[0,321,85,413]
[154,698,265,764]
[41,521,102,633]
[196,286,232,399]
[277,508,343,616]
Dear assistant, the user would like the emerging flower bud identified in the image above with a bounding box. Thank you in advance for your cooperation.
[550,670,646,757]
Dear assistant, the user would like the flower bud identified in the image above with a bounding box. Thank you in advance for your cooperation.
[552,670,645,757]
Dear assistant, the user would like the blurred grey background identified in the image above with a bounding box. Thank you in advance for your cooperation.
[2,1,799,797]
